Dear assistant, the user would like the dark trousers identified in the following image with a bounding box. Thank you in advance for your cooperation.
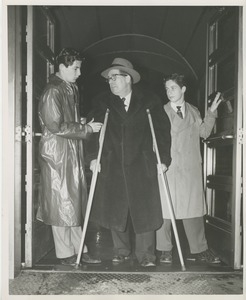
[111,217,156,263]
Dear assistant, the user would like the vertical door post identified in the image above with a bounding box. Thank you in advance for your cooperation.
[25,6,34,267]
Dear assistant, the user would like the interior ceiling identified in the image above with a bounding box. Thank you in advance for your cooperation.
[50,6,220,85]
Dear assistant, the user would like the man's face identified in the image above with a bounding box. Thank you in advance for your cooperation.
[165,80,186,103]
[107,69,130,96]
[61,60,82,83]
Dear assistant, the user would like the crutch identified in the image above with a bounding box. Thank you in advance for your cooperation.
[75,108,110,269]
[146,109,186,271]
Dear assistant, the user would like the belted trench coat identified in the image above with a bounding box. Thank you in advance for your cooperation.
[159,101,217,219]
[86,87,171,234]
[37,74,92,226]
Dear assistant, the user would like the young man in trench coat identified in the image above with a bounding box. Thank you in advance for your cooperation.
[87,58,171,267]
[37,48,102,265]
[156,73,222,264]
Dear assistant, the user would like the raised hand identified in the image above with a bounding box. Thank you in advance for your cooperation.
[210,92,222,113]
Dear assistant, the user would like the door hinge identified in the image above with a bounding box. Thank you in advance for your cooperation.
[17,125,41,142]
[25,25,30,43]
[24,125,32,142]
[25,174,28,192]
[15,126,26,142]
[25,75,28,93]
[238,128,243,145]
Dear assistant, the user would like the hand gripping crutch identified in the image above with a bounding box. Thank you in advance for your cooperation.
[146,109,186,271]
[75,109,110,269]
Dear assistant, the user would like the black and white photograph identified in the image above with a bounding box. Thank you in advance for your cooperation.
[2,0,245,298]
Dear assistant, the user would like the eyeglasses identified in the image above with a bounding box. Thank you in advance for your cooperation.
[105,74,127,83]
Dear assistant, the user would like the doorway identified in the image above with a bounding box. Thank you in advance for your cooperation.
[8,5,243,277]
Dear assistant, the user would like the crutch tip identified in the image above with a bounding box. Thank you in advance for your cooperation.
[74,263,80,269]
[181,265,186,271]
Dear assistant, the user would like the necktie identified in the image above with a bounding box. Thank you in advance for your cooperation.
[176,106,183,119]
[70,83,79,121]
[122,97,127,110]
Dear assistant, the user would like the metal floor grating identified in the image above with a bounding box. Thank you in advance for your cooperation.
[9,271,243,295]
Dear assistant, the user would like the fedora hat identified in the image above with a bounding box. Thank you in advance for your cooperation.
[101,58,140,84]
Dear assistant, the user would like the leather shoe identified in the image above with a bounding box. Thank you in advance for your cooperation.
[140,258,156,267]
[186,249,221,264]
[81,253,101,264]
[60,254,77,266]
[160,251,172,264]
[112,255,130,263]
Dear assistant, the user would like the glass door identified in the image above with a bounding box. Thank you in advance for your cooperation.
[204,7,243,269]
[25,6,56,267]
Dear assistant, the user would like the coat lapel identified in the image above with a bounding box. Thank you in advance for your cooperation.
[109,88,143,121]
[109,94,127,119]
[164,102,196,132]
[126,88,143,118]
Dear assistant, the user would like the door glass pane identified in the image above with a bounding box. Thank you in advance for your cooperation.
[215,145,233,176]
[33,31,50,216]
[208,65,216,94]
[216,113,234,133]
[214,190,232,222]
[217,10,236,52]
[217,55,235,92]
[35,8,49,45]
[209,23,217,55]
[216,56,235,134]
[26,6,55,265]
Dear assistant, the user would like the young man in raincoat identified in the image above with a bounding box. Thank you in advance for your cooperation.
[37,48,102,265]
[157,73,222,264]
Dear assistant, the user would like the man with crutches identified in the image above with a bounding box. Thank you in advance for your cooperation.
[86,58,171,267]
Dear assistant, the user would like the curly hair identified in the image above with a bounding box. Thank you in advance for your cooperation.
[56,48,84,68]
[163,73,186,88]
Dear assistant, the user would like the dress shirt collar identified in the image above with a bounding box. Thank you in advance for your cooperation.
[170,101,186,117]
[121,91,132,111]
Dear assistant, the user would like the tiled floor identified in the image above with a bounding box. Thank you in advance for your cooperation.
[9,270,243,295]
[9,222,243,295]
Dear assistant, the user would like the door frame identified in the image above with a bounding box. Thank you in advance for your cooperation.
[25,5,34,268]
[203,7,243,269]
[25,6,56,267]
[5,6,23,280]
[232,6,243,269]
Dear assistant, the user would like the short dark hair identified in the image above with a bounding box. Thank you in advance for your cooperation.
[56,48,84,68]
[163,73,186,88]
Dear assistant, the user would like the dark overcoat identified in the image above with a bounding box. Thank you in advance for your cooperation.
[37,74,92,226]
[86,87,171,234]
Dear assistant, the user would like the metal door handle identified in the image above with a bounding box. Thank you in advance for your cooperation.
[203,134,234,143]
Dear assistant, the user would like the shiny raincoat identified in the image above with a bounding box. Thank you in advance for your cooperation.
[86,87,171,234]
[159,101,217,219]
[37,74,92,226]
